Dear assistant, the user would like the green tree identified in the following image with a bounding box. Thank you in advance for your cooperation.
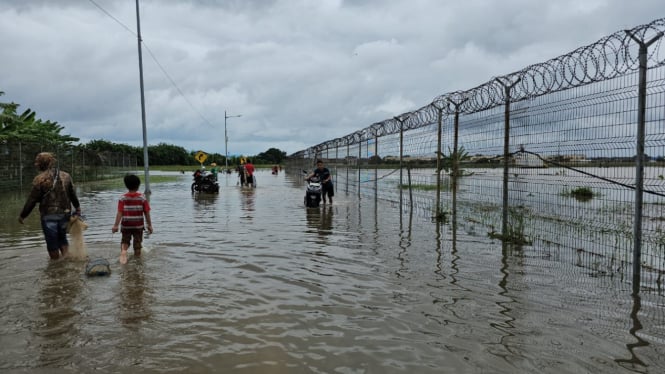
[255,147,287,164]
[149,143,190,165]
[1,91,78,144]
[437,146,471,176]
[86,139,138,154]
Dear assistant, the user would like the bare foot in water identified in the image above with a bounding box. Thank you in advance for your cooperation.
[119,252,128,264]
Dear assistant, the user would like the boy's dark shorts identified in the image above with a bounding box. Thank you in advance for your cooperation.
[121,228,144,250]
[41,214,69,253]
[322,182,334,197]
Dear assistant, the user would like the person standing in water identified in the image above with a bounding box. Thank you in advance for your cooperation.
[210,162,218,181]
[112,174,153,264]
[244,158,256,186]
[18,152,82,260]
[306,159,334,204]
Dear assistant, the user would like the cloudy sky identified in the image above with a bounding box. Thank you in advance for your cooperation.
[1,0,662,157]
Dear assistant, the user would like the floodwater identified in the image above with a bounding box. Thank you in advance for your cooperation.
[1,169,664,373]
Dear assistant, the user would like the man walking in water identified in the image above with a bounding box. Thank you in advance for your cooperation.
[244,158,255,186]
[18,152,81,260]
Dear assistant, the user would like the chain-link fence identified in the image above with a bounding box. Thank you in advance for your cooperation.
[286,18,665,293]
[0,141,139,192]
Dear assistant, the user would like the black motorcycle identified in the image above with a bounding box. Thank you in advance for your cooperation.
[304,175,322,207]
[191,170,219,193]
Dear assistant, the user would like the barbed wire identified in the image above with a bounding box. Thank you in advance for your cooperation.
[294,18,665,158]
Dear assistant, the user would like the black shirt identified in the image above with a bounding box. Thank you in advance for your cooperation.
[313,167,331,183]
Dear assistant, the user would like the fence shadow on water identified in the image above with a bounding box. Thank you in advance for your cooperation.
[287,18,665,295]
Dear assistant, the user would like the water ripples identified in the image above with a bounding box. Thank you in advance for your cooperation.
[0,170,664,372]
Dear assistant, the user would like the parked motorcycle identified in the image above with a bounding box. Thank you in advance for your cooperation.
[191,169,219,193]
[304,174,322,208]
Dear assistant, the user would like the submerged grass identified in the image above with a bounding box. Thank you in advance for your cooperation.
[399,184,440,191]
[561,187,596,202]
[81,174,182,189]
[487,207,533,246]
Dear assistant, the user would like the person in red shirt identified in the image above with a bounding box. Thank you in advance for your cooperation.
[112,174,153,264]
[244,159,256,187]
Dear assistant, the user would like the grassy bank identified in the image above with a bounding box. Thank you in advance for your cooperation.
[80,173,182,190]
[150,165,274,172]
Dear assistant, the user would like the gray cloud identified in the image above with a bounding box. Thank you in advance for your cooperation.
[1,0,662,156]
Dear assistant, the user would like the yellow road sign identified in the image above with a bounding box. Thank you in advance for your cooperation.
[194,151,208,164]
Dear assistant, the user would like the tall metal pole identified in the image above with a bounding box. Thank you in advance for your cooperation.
[394,114,409,210]
[224,110,228,170]
[374,132,379,203]
[224,111,242,171]
[434,105,443,216]
[358,137,362,197]
[346,143,350,193]
[135,0,150,194]
[447,97,468,220]
[497,78,520,239]
[625,30,663,295]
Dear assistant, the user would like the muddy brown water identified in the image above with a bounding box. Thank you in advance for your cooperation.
[0,170,663,373]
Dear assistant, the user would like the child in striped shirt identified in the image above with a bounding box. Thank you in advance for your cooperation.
[112,174,153,264]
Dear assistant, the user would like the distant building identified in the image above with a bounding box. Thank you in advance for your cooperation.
[514,152,546,168]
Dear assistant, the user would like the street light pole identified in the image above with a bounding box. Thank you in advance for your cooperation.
[135,0,151,194]
[224,110,242,170]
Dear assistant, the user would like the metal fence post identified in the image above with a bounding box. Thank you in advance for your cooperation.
[448,97,468,223]
[497,77,521,240]
[374,132,379,201]
[625,29,664,294]
[335,146,339,168]
[432,103,444,217]
[358,138,362,197]
[394,114,410,210]
[346,143,350,193]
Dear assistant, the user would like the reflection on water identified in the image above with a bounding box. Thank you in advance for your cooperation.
[0,170,663,373]
[192,192,219,216]
[615,294,649,372]
[305,205,334,243]
[37,260,83,367]
[116,259,153,368]
[119,259,152,326]
[487,243,519,363]
[240,187,255,222]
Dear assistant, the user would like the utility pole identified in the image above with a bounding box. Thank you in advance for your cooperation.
[224,110,242,170]
[135,0,150,194]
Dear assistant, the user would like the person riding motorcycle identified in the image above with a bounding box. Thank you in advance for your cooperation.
[191,166,219,193]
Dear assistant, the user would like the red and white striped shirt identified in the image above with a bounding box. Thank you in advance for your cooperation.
[117,191,150,230]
